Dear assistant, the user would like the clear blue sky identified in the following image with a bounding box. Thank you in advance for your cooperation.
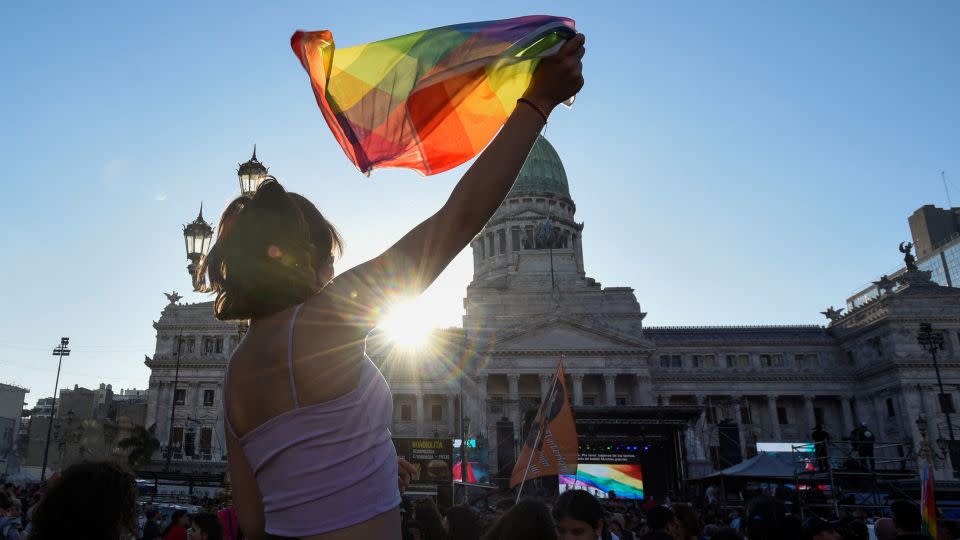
[2,1,958,406]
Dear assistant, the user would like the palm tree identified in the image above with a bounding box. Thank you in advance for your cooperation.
[117,425,160,468]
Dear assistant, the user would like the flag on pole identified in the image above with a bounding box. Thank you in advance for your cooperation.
[921,459,938,539]
[291,16,576,176]
[510,360,578,488]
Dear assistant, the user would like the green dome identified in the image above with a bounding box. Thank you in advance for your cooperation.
[509,135,570,200]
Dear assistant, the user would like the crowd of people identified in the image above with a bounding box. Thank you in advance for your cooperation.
[2,458,958,539]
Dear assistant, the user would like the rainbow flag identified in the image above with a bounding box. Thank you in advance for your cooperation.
[921,460,938,539]
[291,16,576,176]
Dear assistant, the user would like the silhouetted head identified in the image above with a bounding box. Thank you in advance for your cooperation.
[485,498,556,540]
[553,489,604,539]
[198,178,343,320]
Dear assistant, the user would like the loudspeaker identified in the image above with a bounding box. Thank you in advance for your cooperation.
[496,419,516,488]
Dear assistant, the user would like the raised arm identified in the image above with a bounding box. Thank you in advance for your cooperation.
[322,34,586,327]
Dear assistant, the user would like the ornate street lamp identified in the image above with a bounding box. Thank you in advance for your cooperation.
[918,323,957,476]
[183,205,214,290]
[238,146,269,197]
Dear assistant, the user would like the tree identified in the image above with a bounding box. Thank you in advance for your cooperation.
[117,425,160,468]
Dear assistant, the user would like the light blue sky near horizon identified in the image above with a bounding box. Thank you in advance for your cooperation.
[1,1,958,407]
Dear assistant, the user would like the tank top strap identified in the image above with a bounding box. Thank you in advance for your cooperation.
[288,304,305,408]
[223,356,239,440]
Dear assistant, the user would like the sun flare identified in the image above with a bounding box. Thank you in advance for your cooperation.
[378,298,437,351]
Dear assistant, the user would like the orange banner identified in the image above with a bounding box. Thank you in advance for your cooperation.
[510,361,579,487]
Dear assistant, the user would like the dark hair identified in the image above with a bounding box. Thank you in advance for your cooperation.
[198,178,343,321]
[553,489,604,529]
[191,512,223,540]
[744,496,788,540]
[0,491,11,511]
[447,505,481,540]
[413,498,446,540]
[162,509,189,537]
[495,499,516,512]
[672,503,702,537]
[646,506,676,532]
[28,461,137,540]
[483,498,557,540]
[891,499,921,533]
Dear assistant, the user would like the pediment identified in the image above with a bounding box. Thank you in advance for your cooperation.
[493,317,649,352]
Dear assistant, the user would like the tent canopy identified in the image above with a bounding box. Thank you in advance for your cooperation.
[702,452,796,481]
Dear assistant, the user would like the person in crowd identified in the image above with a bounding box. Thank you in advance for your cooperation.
[484,498,557,540]
[705,484,720,507]
[846,520,868,540]
[142,508,163,540]
[727,510,742,533]
[0,492,21,540]
[802,517,841,540]
[874,517,896,540]
[608,513,632,540]
[162,510,190,540]
[811,424,831,471]
[743,496,793,540]
[189,513,223,540]
[495,499,516,520]
[217,505,241,540]
[446,505,481,540]
[711,528,741,540]
[204,31,586,540]
[552,489,606,540]
[890,500,925,540]
[26,460,138,539]
[671,503,701,540]
[639,506,676,540]
[413,499,445,540]
[850,423,876,471]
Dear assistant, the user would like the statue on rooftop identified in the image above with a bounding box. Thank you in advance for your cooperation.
[899,242,918,272]
[821,306,844,322]
[164,291,183,306]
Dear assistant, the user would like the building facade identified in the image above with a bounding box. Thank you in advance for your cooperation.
[0,383,28,475]
[143,143,960,484]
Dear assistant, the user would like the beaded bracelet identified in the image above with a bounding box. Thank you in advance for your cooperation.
[517,98,549,123]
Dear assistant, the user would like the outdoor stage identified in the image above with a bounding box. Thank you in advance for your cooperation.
[570,406,703,500]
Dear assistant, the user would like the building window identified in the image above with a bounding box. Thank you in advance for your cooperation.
[705,406,718,424]
[524,226,535,249]
[400,404,412,421]
[202,337,224,355]
[846,351,856,365]
[583,396,596,406]
[173,389,186,406]
[486,232,494,258]
[184,337,195,353]
[200,428,213,457]
[498,229,507,255]
[940,394,956,414]
[814,407,825,426]
[870,337,884,358]
[490,396,504,415]
[693,354,716,368]
[795,354,819,369]
[886,398,896,418]
[616,397,628,406]
[776,407,789,425]
[726,354,750,368]
[431,404,443,422]
[203,390,215,407]
[511,228,521,252]
[171,427,184,449]
[659,355,682,368]
[760,354,784,368]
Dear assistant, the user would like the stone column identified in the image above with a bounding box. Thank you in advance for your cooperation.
[603,374,617,406]
[539,373,552,402]
[733,395,748,455]
[572,374,584,407]
[416,393,425,437]
[804,396,816,431]
[694,395,708,459]
[899,388,923,452]
[508,374,520,433]
[476,375,488,435]
[634,375,653,406]
[505,226,514,254]
[447,394,456,435]
[190,382,201,421]
[767,395,782,440]
[146,381,160,427]
[840,395,855,435]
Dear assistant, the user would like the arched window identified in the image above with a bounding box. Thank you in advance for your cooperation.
[498,229,507,255]
[511,228,521,252]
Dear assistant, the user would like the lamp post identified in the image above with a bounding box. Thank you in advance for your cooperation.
[40,337,70,482]
[238,146,269,197]
[918,323,956,475]
[183,206,214,291]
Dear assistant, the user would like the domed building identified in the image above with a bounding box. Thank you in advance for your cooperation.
[142,143,960,501]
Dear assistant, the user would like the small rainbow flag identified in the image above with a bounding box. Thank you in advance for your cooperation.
[921,460,938,539]
[291,16,576,176]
